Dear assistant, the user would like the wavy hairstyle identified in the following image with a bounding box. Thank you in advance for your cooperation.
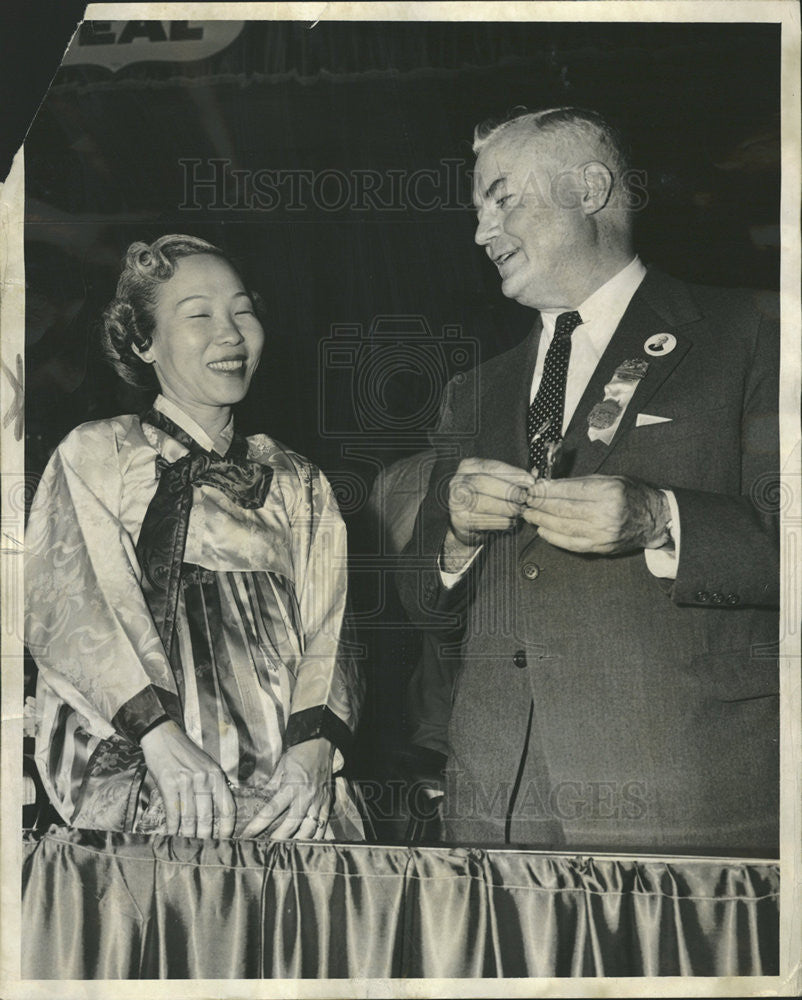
[472,106,631,180]
[101,234,256,389]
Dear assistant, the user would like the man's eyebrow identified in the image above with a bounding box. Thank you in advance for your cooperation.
[483,176,507,200]
[473,175,507,208]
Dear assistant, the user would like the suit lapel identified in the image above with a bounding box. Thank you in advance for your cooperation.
[476,317,542,468]
[561,269,698,478]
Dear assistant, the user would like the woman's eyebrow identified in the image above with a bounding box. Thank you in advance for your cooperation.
[175,291,251,309]
[175,294,210,308]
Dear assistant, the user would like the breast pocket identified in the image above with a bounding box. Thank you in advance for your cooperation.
[612,405,740,489]
[631,403,734,438]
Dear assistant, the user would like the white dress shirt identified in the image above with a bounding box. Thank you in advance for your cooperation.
[442,256,680,584]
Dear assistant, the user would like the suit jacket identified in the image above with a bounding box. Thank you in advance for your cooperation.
[397,268,780,856]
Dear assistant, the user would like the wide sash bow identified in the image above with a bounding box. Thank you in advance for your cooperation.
[136,408,273,659]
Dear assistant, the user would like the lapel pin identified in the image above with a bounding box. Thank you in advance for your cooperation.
[644,332,677,356]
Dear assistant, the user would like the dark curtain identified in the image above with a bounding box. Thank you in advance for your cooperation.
[21,827,779,979]
[24,21,781,473]
[22,18,781,807]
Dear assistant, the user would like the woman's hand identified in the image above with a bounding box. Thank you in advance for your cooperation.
[140,720,236,839]
[241,738,335,840]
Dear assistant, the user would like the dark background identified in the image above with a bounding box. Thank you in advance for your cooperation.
[18,16,781,807]
[23,20,780,473]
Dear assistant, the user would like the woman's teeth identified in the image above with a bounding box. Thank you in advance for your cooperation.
[208,360,244,372]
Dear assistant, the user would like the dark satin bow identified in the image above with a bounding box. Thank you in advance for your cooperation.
[136,408,273,659]
[153,448,271,511]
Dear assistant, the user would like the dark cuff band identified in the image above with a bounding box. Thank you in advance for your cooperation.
[112,685,181,744]
[284,706,353,757]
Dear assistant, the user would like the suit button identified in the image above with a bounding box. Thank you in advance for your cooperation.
[512,650,527,669]
[696,591,710,603]
[522,562,540,581]
[711,592,724,605]
[726,593,740,606]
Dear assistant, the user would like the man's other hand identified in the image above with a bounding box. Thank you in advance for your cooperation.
[443,458,536,571]
[522,475,671,555]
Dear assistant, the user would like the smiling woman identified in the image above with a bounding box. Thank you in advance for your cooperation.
[123,250,264,433]
[24,235,365,842]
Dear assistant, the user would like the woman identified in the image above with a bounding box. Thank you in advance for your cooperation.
[25,234,364,841]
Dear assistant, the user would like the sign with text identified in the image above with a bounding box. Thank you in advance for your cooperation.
[61,21,244,72]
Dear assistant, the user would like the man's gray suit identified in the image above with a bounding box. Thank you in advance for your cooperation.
[398,268,779,856]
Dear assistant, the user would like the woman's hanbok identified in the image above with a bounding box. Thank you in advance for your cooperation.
[25,396,364,838]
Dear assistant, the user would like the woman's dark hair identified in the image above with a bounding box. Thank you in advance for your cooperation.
[101,234,247,389]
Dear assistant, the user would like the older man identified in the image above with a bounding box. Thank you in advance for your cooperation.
[397,107,779,854]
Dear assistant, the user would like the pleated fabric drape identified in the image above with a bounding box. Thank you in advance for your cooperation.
[21,828,778,979]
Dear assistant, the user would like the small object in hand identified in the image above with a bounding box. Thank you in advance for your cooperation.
[543,439,563,480]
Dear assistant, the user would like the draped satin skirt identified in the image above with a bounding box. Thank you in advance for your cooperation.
[38,566,362,839]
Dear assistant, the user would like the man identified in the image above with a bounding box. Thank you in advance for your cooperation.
[397,107,779,855]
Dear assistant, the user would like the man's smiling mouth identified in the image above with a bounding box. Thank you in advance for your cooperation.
[494,249,518,266]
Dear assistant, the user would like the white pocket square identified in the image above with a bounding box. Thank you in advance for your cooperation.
[636,413,673,427]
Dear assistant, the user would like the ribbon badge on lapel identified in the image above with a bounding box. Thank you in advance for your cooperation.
[587,358,649,445]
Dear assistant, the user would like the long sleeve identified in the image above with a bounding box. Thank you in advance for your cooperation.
[25,420,179,741]
[668,301,780,607]
[281,462,364,758]
[395,372,480,631]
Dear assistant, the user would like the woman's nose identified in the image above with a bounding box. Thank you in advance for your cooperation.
[217,315,245,343]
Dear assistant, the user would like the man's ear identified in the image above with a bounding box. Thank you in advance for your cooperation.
[579,161,614,215]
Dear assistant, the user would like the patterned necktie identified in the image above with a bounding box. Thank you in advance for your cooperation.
[136,409,273,659]
[527,310,583,475]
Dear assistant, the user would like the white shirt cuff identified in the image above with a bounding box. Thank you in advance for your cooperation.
[643,489,680,580]
[439,544,483,589]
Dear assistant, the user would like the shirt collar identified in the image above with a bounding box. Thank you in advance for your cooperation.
[153,395,235,455]
[540,256,647,339]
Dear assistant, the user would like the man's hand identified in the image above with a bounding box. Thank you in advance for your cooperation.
[240,738,335,840]
[140,720,236,839]
[522,475,671,555]
[444,458,536,571]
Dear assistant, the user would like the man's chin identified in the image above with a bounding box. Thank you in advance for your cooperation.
[499,274,519,299]
[500,274,533,306]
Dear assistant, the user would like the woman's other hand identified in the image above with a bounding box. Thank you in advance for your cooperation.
[240,738,335,840]
[140,720,236,839]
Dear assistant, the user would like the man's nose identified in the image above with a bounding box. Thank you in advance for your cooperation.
[474,206,499,246]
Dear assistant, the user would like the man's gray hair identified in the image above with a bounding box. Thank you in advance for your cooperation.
[473,106,631,181]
